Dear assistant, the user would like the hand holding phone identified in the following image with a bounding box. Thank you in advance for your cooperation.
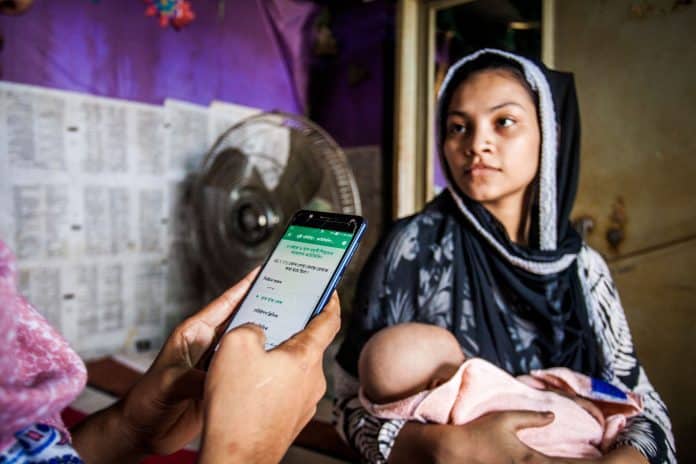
[200,293,341,463]
[208,210,366,357]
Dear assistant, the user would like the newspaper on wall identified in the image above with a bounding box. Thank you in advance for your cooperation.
[0,82,255,359]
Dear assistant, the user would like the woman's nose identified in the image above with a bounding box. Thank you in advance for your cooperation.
[467,126,494,157]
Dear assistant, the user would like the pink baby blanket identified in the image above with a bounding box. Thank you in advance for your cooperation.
[360,358,642,458]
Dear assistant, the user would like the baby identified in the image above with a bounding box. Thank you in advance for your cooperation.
[358,323,643,459]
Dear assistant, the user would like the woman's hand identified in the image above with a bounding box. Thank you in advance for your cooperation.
[389,411,649,464]
[74,271,341,464]
[198,292,340,463]
[390,410,557,464]
[73,270,259,462]
[117,270,263,455]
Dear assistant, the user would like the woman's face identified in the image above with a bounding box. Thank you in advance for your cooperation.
[443,69,540,217]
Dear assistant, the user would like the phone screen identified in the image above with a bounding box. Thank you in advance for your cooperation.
[221,223,358,349]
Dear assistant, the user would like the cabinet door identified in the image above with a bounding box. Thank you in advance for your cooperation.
[554,1,696,461]
[555,1,696,257]
[610,240,696,461]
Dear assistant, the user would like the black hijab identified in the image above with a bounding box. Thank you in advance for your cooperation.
[437,49,599,376]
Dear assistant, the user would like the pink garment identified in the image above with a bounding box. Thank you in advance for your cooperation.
[360,358,642,458]
[0,240,87,451]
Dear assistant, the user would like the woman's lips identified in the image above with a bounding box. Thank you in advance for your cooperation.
[465,164,501,176]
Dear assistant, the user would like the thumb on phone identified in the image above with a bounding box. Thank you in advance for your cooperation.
[278,292,341,363]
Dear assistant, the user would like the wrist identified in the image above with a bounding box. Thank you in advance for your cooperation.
[199,425,269,464]
[200,398,297,464]
[199,402,258,464]
[111,400,150,456]
[390,422,453,464]
[429,423,473,464]
[71,402,147,464]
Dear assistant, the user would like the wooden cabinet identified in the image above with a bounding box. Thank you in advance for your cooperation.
[610,240,696,459]
[557,0,696,258]
[555,1,696,460]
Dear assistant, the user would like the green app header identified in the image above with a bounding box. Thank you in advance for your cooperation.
[282,225,353,249]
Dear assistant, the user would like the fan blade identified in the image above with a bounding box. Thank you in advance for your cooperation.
[272,130,323,219]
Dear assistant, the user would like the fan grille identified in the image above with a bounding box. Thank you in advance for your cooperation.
[189,111,361,294]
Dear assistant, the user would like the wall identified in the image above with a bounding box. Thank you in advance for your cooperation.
[309,1,396,319]
[554,1,696,460]
[309,1,395,148]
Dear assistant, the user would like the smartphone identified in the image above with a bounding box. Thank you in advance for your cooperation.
[205,210,366,362]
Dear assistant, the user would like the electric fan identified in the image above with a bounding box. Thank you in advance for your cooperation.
[188,111,362,295]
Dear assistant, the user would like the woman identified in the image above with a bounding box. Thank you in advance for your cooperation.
[333,49,675,463]
[0,239,339,464]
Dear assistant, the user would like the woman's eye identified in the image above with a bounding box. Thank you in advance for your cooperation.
[497,117,515,128]
[447,123,466,135]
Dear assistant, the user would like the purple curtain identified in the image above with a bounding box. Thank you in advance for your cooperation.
[259,0,318,114]
[0,0,318,113]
